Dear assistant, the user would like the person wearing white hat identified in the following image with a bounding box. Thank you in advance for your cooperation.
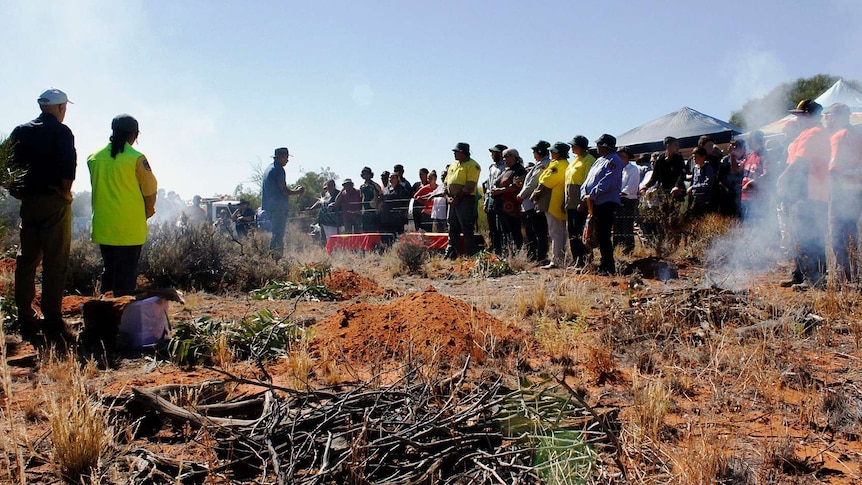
[7,88,76,343]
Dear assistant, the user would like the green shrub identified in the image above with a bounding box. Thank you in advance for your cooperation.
[141,222,286,292]
[392,233,429,274]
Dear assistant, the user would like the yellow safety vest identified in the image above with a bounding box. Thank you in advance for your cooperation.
[88,143,151,245]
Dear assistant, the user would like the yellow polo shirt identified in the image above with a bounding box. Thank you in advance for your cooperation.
[445,158,481,193]
[539,158,569,220]
[565,153,596,185]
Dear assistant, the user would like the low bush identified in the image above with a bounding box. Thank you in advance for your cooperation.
[391,233,429,274]
[141,222,287,292]
[66,236,103,295]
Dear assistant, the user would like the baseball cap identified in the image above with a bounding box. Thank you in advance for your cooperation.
[489,144,508,153]
[37,88,72,106]
[111,114,139,133]
[789,99,822,116]
[273,147,291,158]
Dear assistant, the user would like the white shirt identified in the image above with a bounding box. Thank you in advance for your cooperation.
[621,163,640,200]
[430,184,447,219]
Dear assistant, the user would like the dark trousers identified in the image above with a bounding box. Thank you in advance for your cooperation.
[361,211,379,233]
[614,198,638,254]
[523,208,548,262]
[594,202,618,273]
[567,208,588,265]
[486,210,503,254]
[447,199,478,257]
[269,209,288,255]
[417,213,433,232]
[829,188,862,281]
[15,193,72,321]
[100,244,142,296]
[496,211,523,253]
[790,199,828,285]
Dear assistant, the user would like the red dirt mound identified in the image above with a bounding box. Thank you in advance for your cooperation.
[312,286,528,366]
[324,269,386,300]
[62,295,95,316]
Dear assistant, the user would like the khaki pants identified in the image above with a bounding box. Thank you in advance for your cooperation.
[15,193,72,321]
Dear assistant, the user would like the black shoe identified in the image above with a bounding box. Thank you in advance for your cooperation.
[41,318,76,345]
[17,318,41,342]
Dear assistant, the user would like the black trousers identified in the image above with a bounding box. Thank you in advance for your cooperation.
[567,208,588,265]
[523,209,548,262]
[100,244,143,296]
[594,202,618,273]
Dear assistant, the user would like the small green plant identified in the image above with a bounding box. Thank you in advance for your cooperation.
[299,262,332,285]
[498,381,599,484]
[251,280,341,301]
[470,252,515,278]
[168,310,306,367]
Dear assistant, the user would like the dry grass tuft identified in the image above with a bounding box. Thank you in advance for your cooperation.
[631,376,672,446]
[671,430,750,485]
[44,355,111,482]
[285,336,313,390]
[584,344,618,384]
[516,286,547,318]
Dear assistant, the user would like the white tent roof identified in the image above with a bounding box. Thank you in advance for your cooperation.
[814,79,862,110]
[758,79,862,135]
[616,107,741,149]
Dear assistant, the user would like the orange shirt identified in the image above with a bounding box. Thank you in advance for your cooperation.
[829,126,862,185]
[786,126,830,202]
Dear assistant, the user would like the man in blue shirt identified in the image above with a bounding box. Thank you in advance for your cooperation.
[581,134,623,275]
[7,88,77,343]
[261,147,305,257]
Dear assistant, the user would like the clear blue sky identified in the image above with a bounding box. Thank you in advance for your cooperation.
[2,0,861,199]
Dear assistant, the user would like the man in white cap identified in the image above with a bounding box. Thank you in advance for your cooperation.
[6,88,76,342]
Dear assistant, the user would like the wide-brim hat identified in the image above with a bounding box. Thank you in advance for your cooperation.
[272,147,292,158]
[595,134,617,150]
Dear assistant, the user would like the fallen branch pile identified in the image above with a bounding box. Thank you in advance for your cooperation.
[118,362,601,484]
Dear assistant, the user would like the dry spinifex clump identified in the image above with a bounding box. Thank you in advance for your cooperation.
[42,352,111,483]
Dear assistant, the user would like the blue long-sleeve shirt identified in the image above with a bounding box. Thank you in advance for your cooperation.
[581,152,623,206]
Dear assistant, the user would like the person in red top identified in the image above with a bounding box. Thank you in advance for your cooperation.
[412,172,440,232]
[740,131,767,222]
[778,99,831,289]
[825,103,862,283]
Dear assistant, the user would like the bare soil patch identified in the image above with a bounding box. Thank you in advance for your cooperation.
[312,285,529,366]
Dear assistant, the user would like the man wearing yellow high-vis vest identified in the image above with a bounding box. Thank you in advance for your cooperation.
[88,114,158,296]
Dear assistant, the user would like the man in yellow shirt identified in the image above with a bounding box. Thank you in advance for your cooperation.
[444,142,481,258]
[531,142,569,269]
[565,135,596,267]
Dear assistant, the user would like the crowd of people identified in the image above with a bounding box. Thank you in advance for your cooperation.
[258,99,862,290]
[5,85,862,342]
